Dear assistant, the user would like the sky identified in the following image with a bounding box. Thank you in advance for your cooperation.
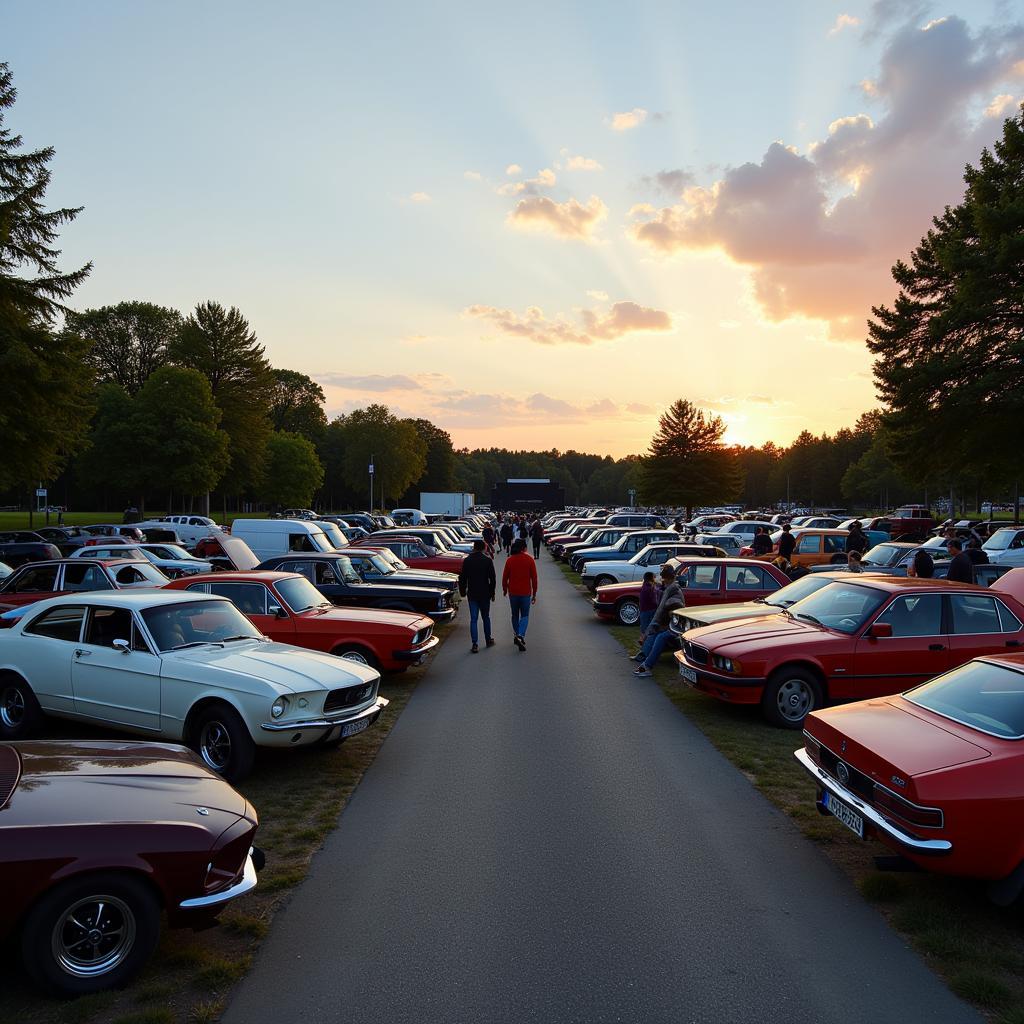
[3,0,1023,456]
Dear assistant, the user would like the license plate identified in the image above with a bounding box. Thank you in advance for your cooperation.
[341,717,370,739]
[823,791,865,839]
[679,664,697,685]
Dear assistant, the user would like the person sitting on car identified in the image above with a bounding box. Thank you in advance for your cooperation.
[632,565,686,678]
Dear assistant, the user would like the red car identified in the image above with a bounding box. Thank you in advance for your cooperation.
[359,535,465,573]
[593,558,791,626]
[1,739,259,995]
[0,558,170,611]
[798,652,1024,903]
[674,571,1024,728]
[164,571,437,671]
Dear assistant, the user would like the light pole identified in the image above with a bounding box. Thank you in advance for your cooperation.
[369,455,375,513]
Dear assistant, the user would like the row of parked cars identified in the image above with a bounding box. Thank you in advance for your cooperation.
[0,509,496,996]
[545,507,1024,908]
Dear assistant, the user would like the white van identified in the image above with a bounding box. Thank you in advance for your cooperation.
[230,519,336,563]
[135,515,222,548]
[390,508,427,526]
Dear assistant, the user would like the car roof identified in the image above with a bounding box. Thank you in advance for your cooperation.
[27,590,229,609]
[837,575,986,593]
[12,557,146,568]
[171,571,297,583]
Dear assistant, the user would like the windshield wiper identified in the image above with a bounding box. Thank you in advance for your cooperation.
[170,640,225,651]
[222,634,263,642]
[794,612,823,626]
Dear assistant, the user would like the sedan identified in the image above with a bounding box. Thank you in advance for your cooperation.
[71,543,213,578]
[582,543,724,591]
[797,653,1024,904]
[0,558,169,610]
[1,739,259,994]
[0,590,389,779]
[365,536,465,574]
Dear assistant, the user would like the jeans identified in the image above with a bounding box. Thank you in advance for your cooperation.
[532,540,541,557]
[640,628,674,669]
[509,593,532,637]
[468,599,491,645]
[638,610,655,632]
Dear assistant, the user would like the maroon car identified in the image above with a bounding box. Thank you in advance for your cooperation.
[1,739,260,995]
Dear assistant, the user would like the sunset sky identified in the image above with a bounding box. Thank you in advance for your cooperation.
[5,1,1023,456]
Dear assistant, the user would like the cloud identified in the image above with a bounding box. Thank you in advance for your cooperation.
[626,402,655,414]
[505,163,522,176]
[464,299,672,346]
[432,390,653,427]
[319,373,423,392]
[464,170,482,181]
[985,93,1019,117]
[640,169,696,195]
[587,289,609,301]
[497,167,557,197]
[829,13,860,36]
[630,13,1024,338]
[610,107,648,131]
[408,192,432,203]
[566,154,603,171]
[507,194,608,239]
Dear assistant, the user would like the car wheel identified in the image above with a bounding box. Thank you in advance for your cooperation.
[333,646,379,669]
[762,668,822,729]
[0,675,42,740]
[21,873,160,996]
[616,599,641,626]
[191,704,256,781]
[595,575,615,589]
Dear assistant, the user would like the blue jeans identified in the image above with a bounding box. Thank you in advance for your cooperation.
[638,610,655,632]
[468,599,492,645]
[509,594,532,637]
[640,628,673,669]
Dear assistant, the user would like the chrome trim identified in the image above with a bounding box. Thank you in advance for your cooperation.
[794,748,952,854]
[179,849,258,909]
[259,696,388,732]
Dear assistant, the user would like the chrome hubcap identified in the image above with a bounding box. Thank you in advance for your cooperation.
[52,895,136,978]
[340,651,369,665]
[619,602,640,625]
[776,679,812,722]
[200,720,232,771]
[0,686,25,728]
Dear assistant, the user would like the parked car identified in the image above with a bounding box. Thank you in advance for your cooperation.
[164,571,437,674]
[0,738,260,995]
[558,527,638,563]
[679,514,736,537]
[32,526,91,554]
[581,543,724,591]
[255,554,455,620]
[0,558,169,611]
[368,527,467,555]
[604,512,669,529]
[0,561,11,580]
[230,519,336,562]
[982,527,1024,566]
[593,559,790,626]
[193,534,261,572]
[0,590,390,779]
[674,571,1024,728]
[569,531,680,573]
[82,524,146,543]
[365,535,465,573]
[761,528,850,568]
[796,653,1024,904]
[887,505,935,541]
[70,544,213,578]
[147,515,223,548]
[0,533,62,568]
[695,533,745,554]
[342,547,461,597]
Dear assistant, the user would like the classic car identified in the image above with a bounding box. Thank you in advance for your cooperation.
[255,553,455,619]
[0,558,169,610]
[807,540,921,574]
[135,515,223,548]
[558,527,638,563]
[796,653,1024,903]
[1,739,260,994]
[0,590,389,779]
[193,534,261,571]
[344,546,461,596]
[982,527,1024,566]
[71,543,213,578]
[674,571,1024,728]
[33,526,92,555]
[165,571,437,673]
[0,533,62,568]
[581,543,725,591]
[593,558,791,625]
[0,561,11,579]
[694,533,745,553]
[368,526,469,554]
[569,530,680,573]
[82,524,146,543]
[760,527,850,568]
[363,535,465,573]
[886,505,935,541]
[548,526,602,558]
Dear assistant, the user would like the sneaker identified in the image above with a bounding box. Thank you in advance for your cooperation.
[514,635,525,651]
[633,667,652,677]
[485,637,496,647]
[471,643,479,653]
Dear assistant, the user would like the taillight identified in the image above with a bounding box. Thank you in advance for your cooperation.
[802,731,821,764]
[872,785,944,829]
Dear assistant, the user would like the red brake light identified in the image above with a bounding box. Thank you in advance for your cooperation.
[872,785,943,829]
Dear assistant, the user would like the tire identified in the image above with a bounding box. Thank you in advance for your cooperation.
[761,667,823,729]
[616,599,641,626]
[21,872,160,996]
[0,675,42,740]
[190,703,256,781]
[333,645,379,670]
[595,575,615,590]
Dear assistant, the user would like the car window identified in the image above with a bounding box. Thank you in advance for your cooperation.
[315,562,339,585]
[906,660,1024,739]
[9,565,60,593]
[84,607,142,649]
[682,565,721,590]
[280,560,314,581]
[24,605,85,642]
[997,599,1023,632]
[208,582,269,617]
[823,535,846,553]
[114,565,152,586]
[288,532,318,552]
[796,535,821,554]
[142,599,262,651]
[726,565,767,590]
[63,563,114,592]
[787,582,887,633]
[875,594,944,637]
[275,575,329,613]
[950,594,1003,635]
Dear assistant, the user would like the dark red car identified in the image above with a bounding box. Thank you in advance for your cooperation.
[593,558,791,626]
[1,739,259,995]
[798,652,1024,904]
[0,558,169,612]
[674,571,1024,728]
[164,571,438,671]
[358,535,465,573]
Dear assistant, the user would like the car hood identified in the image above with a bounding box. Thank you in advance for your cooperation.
[353,581,446,600]
[0,740,251,832]
[595,581,640,598]
[807,698,991,780]
[388,570,459,586]
[685,613,843,655]
[674,601,779,626]
[164,640,378,693]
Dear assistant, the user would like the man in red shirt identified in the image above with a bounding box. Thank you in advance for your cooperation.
[501,537,538,650]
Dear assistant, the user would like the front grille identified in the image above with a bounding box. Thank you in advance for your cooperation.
[683,641,708,665]
[324,682,375,714]
[819,747,875,803]
[413,625,434,646]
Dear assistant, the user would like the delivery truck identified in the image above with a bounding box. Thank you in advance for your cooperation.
[420,492,475,517]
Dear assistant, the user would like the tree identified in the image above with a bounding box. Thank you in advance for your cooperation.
[401,419,456,504]
[868,106,1024,485]
[74,383,141,505]
[637,400,742,513]
[170,301,274,496]
[262,431,325,508]
[0,62,93,490]
[269,369,327,444]
[68,301,180,394]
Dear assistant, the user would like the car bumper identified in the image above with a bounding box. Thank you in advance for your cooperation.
[794,747,952,856]
[260,696,390,734]
[428,607,456,621]
[673,652,765,704]
[392,634,440,662]
[591,599,617,620]
[179,847,260,910]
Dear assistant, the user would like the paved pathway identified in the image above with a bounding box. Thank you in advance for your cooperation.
[224,553,980,1024]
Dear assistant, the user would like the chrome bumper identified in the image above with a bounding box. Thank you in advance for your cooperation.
[259,696,389,733]
[180,848,258,909]
[794,747,952,855]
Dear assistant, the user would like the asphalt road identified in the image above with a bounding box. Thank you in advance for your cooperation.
[224,554,981,1024]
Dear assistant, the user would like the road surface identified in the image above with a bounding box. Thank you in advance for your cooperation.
[224,554,980,1024]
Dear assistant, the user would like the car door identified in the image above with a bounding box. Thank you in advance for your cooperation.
[678,564,722,606]
[792,533,822,567]
[2,563,61,603]
[851,593,949,698]
[18,604,86,714]
[284,559,353,606]
[725,564,774,602]
[946,593,1023,667]
[71,605,162,730]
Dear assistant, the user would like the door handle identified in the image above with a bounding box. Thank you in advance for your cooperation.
[74,649,91,657]
[928,644,945,651]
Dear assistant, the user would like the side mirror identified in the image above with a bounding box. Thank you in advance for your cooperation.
[269,604,288,619]
[868,622,893,639]
[112,638,131,654]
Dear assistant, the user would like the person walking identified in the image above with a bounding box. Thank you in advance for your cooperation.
[517,517,529,544]
[633,564,686,677]
[777,523,796,562]
[530,517,544,558]
[458,540,496,653]
[481,522,497,559]
[946,538,973,583]
[499,519,514,556]
[502,537,538,651]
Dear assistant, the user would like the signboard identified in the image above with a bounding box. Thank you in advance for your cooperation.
[368,464,375,474]
[35,488,47,498]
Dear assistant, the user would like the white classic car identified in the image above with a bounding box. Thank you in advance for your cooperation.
[0,591,388,780]
[580,542,719,590]
[70,543,213,578]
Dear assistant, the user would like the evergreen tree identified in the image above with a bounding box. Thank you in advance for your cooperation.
[0,62,93,490]
[269,368,327,444]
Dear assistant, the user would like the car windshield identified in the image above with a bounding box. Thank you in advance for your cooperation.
[984,530,1017,551]
[331,556,363,584]
[374,552,403,571]
[906,660,1024,739]
[784,582,887,633]
[764,575,836,608]
[142,599,262,651]
[862,544,905,566]
[153,544,192,559]
[276,575,332,612]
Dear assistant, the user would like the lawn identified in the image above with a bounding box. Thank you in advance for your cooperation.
[555,556,1024,1023]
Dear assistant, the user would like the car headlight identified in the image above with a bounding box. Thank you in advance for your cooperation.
[438,595,447,609]
[271,696,289,719]
[712,655,741,674]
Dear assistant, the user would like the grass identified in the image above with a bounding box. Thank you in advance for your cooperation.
[553,551,1024,1022]
[0,619,453,1024]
